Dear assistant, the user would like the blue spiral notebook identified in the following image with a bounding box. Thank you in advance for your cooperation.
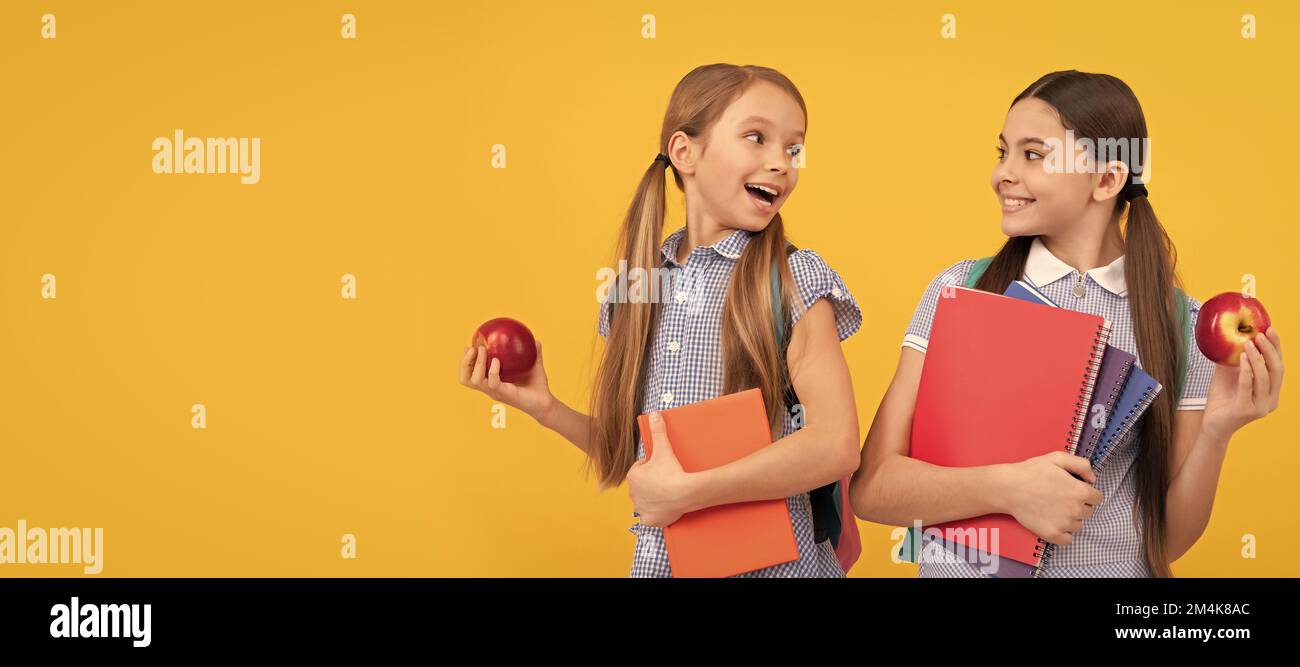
[1091,368,1162,467]
[1003,278,1055,306]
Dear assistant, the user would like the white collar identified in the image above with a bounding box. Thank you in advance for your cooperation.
[1023,236,1128,297]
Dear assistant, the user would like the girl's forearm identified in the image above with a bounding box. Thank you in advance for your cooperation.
[535,397,594,456]
[685,426,858,512]
[852,453,1011,527]
[1165,429,1232,562]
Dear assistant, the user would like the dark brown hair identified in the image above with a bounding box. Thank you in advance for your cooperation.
[974,70,1180,577]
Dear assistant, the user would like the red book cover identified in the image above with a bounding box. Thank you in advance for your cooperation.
[910,286,1109,567]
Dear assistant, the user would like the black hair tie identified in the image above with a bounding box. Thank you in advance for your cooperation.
[654,153,672,168]
[1122,180,1149,201]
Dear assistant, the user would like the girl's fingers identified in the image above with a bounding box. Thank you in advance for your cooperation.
[1256,331,1285,405]
[487,357,502,390]
[1267,327,1282,356]
[1054,452,1095,483]
[458,346,475,385]
[1245,340,1270,408]
[471,345,488,385]
[1235,354,1255,413]
[1256,332,1283,373]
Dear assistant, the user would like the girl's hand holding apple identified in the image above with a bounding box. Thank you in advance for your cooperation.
[1195,293,1283,442]
[1200,327,1283,444]
[459,318,555,423]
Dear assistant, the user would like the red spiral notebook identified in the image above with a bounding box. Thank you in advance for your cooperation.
[910,286,1110,568]
[637,388,798,578]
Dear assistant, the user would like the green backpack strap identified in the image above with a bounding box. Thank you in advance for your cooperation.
[772,248,792,346]
[1173,287,1191,401]
[964,256,994,289]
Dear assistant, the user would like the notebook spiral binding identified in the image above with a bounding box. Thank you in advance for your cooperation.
[1046,383,1161,575]
[1094,383,1160,471]
[1079,358,1135,459]
[1033,319,1112,576]
[1064,321,1111,455]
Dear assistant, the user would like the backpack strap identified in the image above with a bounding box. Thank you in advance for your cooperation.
[1173,287,1191,401]
[771,244,798,412]
[964,256,994,289]
[771,242,799,364]
[772,252,791,348]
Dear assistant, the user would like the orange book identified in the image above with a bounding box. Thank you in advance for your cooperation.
[637,388,799,577]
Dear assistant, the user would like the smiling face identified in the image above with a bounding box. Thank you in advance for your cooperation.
[687,81,806,231]
[991,97,1101,237]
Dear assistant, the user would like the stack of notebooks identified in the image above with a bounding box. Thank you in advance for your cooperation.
[900,281,1163,577]
[1003,281,1163,467]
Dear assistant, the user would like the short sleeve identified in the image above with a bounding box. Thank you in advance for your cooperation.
[787,249,862,341]
[1177,295,1214,411]
[901,260,976,354]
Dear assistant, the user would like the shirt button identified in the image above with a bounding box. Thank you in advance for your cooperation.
[667,341,680,353]
[675,291,688,303]
[831,287,842,298]
[661,391,674,405]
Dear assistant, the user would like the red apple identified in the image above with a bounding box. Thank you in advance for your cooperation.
[1195,292,1272,366]
[471,317,537,383]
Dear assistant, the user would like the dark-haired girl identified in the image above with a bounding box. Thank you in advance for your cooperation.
[852,70,1284,577]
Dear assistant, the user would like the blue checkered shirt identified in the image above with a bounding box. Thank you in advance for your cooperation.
[599,226,862,577]
[901,238,1214,577]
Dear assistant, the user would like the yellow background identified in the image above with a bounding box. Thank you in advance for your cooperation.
[2,1,1296,577]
